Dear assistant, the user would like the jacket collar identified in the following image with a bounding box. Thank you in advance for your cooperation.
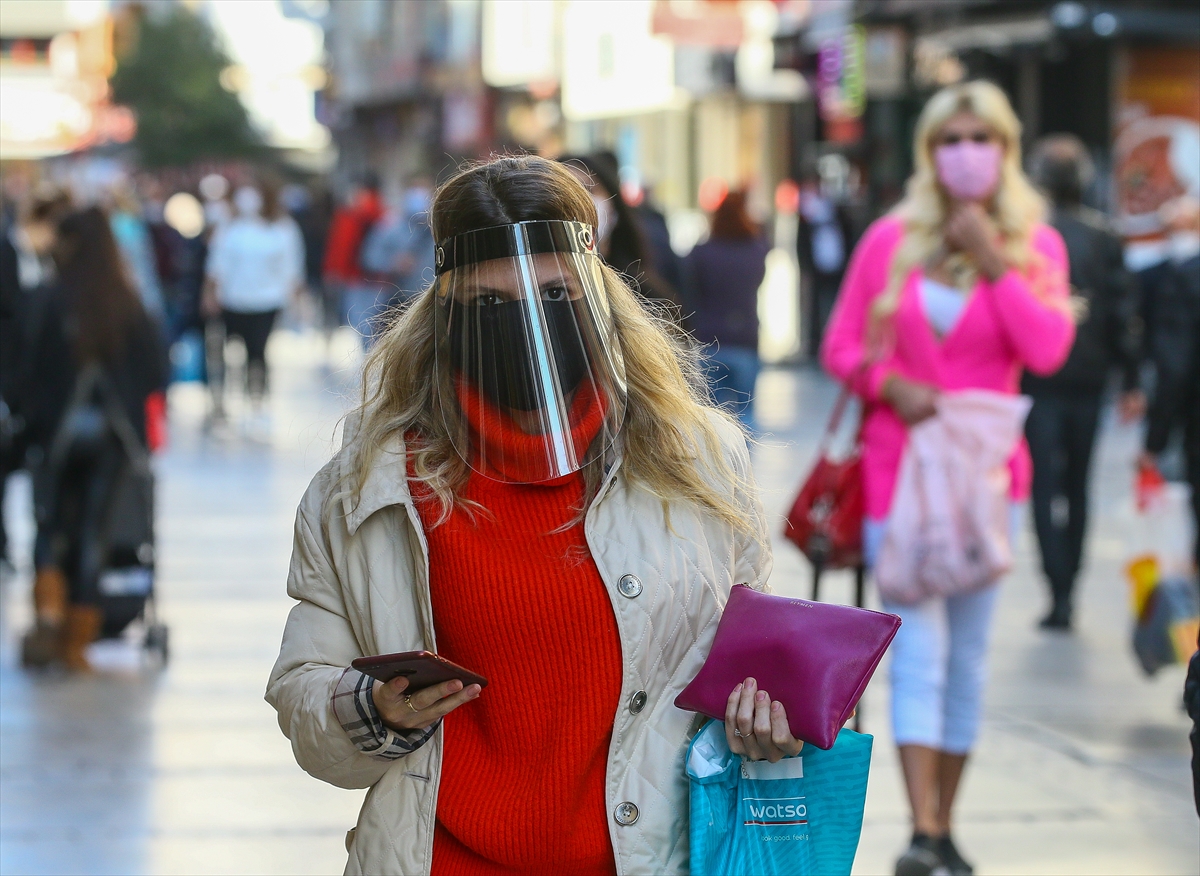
[342,417,414,536]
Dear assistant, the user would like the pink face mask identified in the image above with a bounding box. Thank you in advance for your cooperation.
[934,141,1002,201]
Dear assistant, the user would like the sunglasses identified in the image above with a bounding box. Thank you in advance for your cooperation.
[938,132,995,146]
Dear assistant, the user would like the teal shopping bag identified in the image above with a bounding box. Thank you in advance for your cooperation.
[686,719,872,876]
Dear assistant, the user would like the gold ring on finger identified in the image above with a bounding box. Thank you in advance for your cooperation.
[733,729,744,737]
[403,694,419,713]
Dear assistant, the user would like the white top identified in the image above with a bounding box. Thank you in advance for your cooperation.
[206,216,304,313]
[919,276,968,338]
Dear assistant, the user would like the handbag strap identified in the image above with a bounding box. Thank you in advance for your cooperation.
[818,360,871,455]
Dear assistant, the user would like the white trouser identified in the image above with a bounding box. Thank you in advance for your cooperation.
[881,585,998,753]
[864,509,1015,754]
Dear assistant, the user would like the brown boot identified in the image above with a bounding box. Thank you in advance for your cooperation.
[33,566,68,624]
[21,567,70,668]
[62,604,103,672]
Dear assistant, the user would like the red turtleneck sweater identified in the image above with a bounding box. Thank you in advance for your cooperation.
[411,382,622,876]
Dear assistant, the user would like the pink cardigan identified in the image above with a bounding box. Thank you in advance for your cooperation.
[821,215,1075,520]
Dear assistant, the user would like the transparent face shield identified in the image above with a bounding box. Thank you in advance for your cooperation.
[433,220,628,483]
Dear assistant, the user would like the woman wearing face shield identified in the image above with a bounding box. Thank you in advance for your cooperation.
[822,82,1074,876]
[266,156,793,876]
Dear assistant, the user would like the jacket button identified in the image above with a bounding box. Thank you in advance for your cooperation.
[617,574,643,598]
[614,801,639,825]
[629,690,648,713]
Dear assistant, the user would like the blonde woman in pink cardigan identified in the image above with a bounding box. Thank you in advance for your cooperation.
[822,81,1074,876]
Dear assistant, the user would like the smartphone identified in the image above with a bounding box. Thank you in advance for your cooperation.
[351,650,488,694]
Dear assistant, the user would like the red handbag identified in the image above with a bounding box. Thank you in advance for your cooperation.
[784,381,864,571]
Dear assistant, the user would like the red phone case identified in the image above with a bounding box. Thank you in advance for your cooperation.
[351,650,489,693]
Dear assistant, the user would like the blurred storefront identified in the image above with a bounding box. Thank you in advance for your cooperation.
[319,0,1198,360]
[478,0,813,362]
[838,0,1200,253]
[322,0,815,360]
[0,0,133,163]
[320,0,487,192]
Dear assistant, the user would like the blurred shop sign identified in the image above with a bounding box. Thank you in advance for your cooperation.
[0,0,107,38]
[561,0,676,121]
[443,90,486,152]
[650,0,744,49]
[736,0,807,101]
[482,0,557,89]
[1114,46,1200,266]
[815,24,865,143]
[863,26,905,98]
[915,16,1053,54]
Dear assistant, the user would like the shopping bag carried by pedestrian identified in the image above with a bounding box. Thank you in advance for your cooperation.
[783,379,864,571]
[686,718,872,876]
[1126,466,1198,675]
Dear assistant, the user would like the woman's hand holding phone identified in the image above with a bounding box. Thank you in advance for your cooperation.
[724,677,804,763]
[374,676,482,732]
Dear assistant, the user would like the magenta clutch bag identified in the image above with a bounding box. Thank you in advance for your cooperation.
[674,584,901,749]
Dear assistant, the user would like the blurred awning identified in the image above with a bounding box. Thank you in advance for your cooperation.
[917,16,1054,53]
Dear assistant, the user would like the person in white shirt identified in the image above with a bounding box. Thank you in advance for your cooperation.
[203,183,304,422]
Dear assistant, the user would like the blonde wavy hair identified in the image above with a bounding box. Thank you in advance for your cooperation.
[348,155,755,534]
[874,80,1046,321]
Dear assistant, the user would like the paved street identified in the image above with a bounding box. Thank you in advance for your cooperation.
[1,328,1196,876]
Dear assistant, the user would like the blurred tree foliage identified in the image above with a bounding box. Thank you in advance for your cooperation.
[110,5,261,168]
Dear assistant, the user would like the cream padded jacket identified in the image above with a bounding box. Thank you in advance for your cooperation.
[265,417,771,876]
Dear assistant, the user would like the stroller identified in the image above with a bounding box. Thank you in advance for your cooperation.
[21,365,168,667]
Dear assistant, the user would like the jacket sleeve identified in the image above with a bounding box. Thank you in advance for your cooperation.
[982,225,1076,376]
[820,218,900,402]
[265,485,410,790]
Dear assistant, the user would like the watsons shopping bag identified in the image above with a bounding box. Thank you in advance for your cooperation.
[686,719,872,876]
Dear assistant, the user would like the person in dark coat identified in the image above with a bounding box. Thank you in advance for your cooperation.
[1023,135,1145,630]
[1137,194,1200,579]
[796,177,853,358]
[20,207,168,671]
[559,154,680,314]
[0,187,71,566]
[635,186,683,295]
[683,190,771,432]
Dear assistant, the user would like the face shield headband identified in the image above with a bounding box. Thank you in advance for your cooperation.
[432,220,628,484]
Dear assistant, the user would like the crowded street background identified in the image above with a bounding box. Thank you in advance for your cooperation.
[1,1,1198,875]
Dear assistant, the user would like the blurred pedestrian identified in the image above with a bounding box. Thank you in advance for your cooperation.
[159,191,210,359]
[1022,134,1145,630]
[202,182,304,431]
[1138,194,1200,577]
[560,154,681,312]
[199,173,233,230]
[684,189,771,431]
[822,81,1074,876]
[19,207,167,670]
[107,183,167,322]
[796,176,853,357]
[0,186,71,568]
[285,183,335,335]
[635,183,684,293]
[266,155,781,875]
[359,177,436,306]
[324,172,385,348]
